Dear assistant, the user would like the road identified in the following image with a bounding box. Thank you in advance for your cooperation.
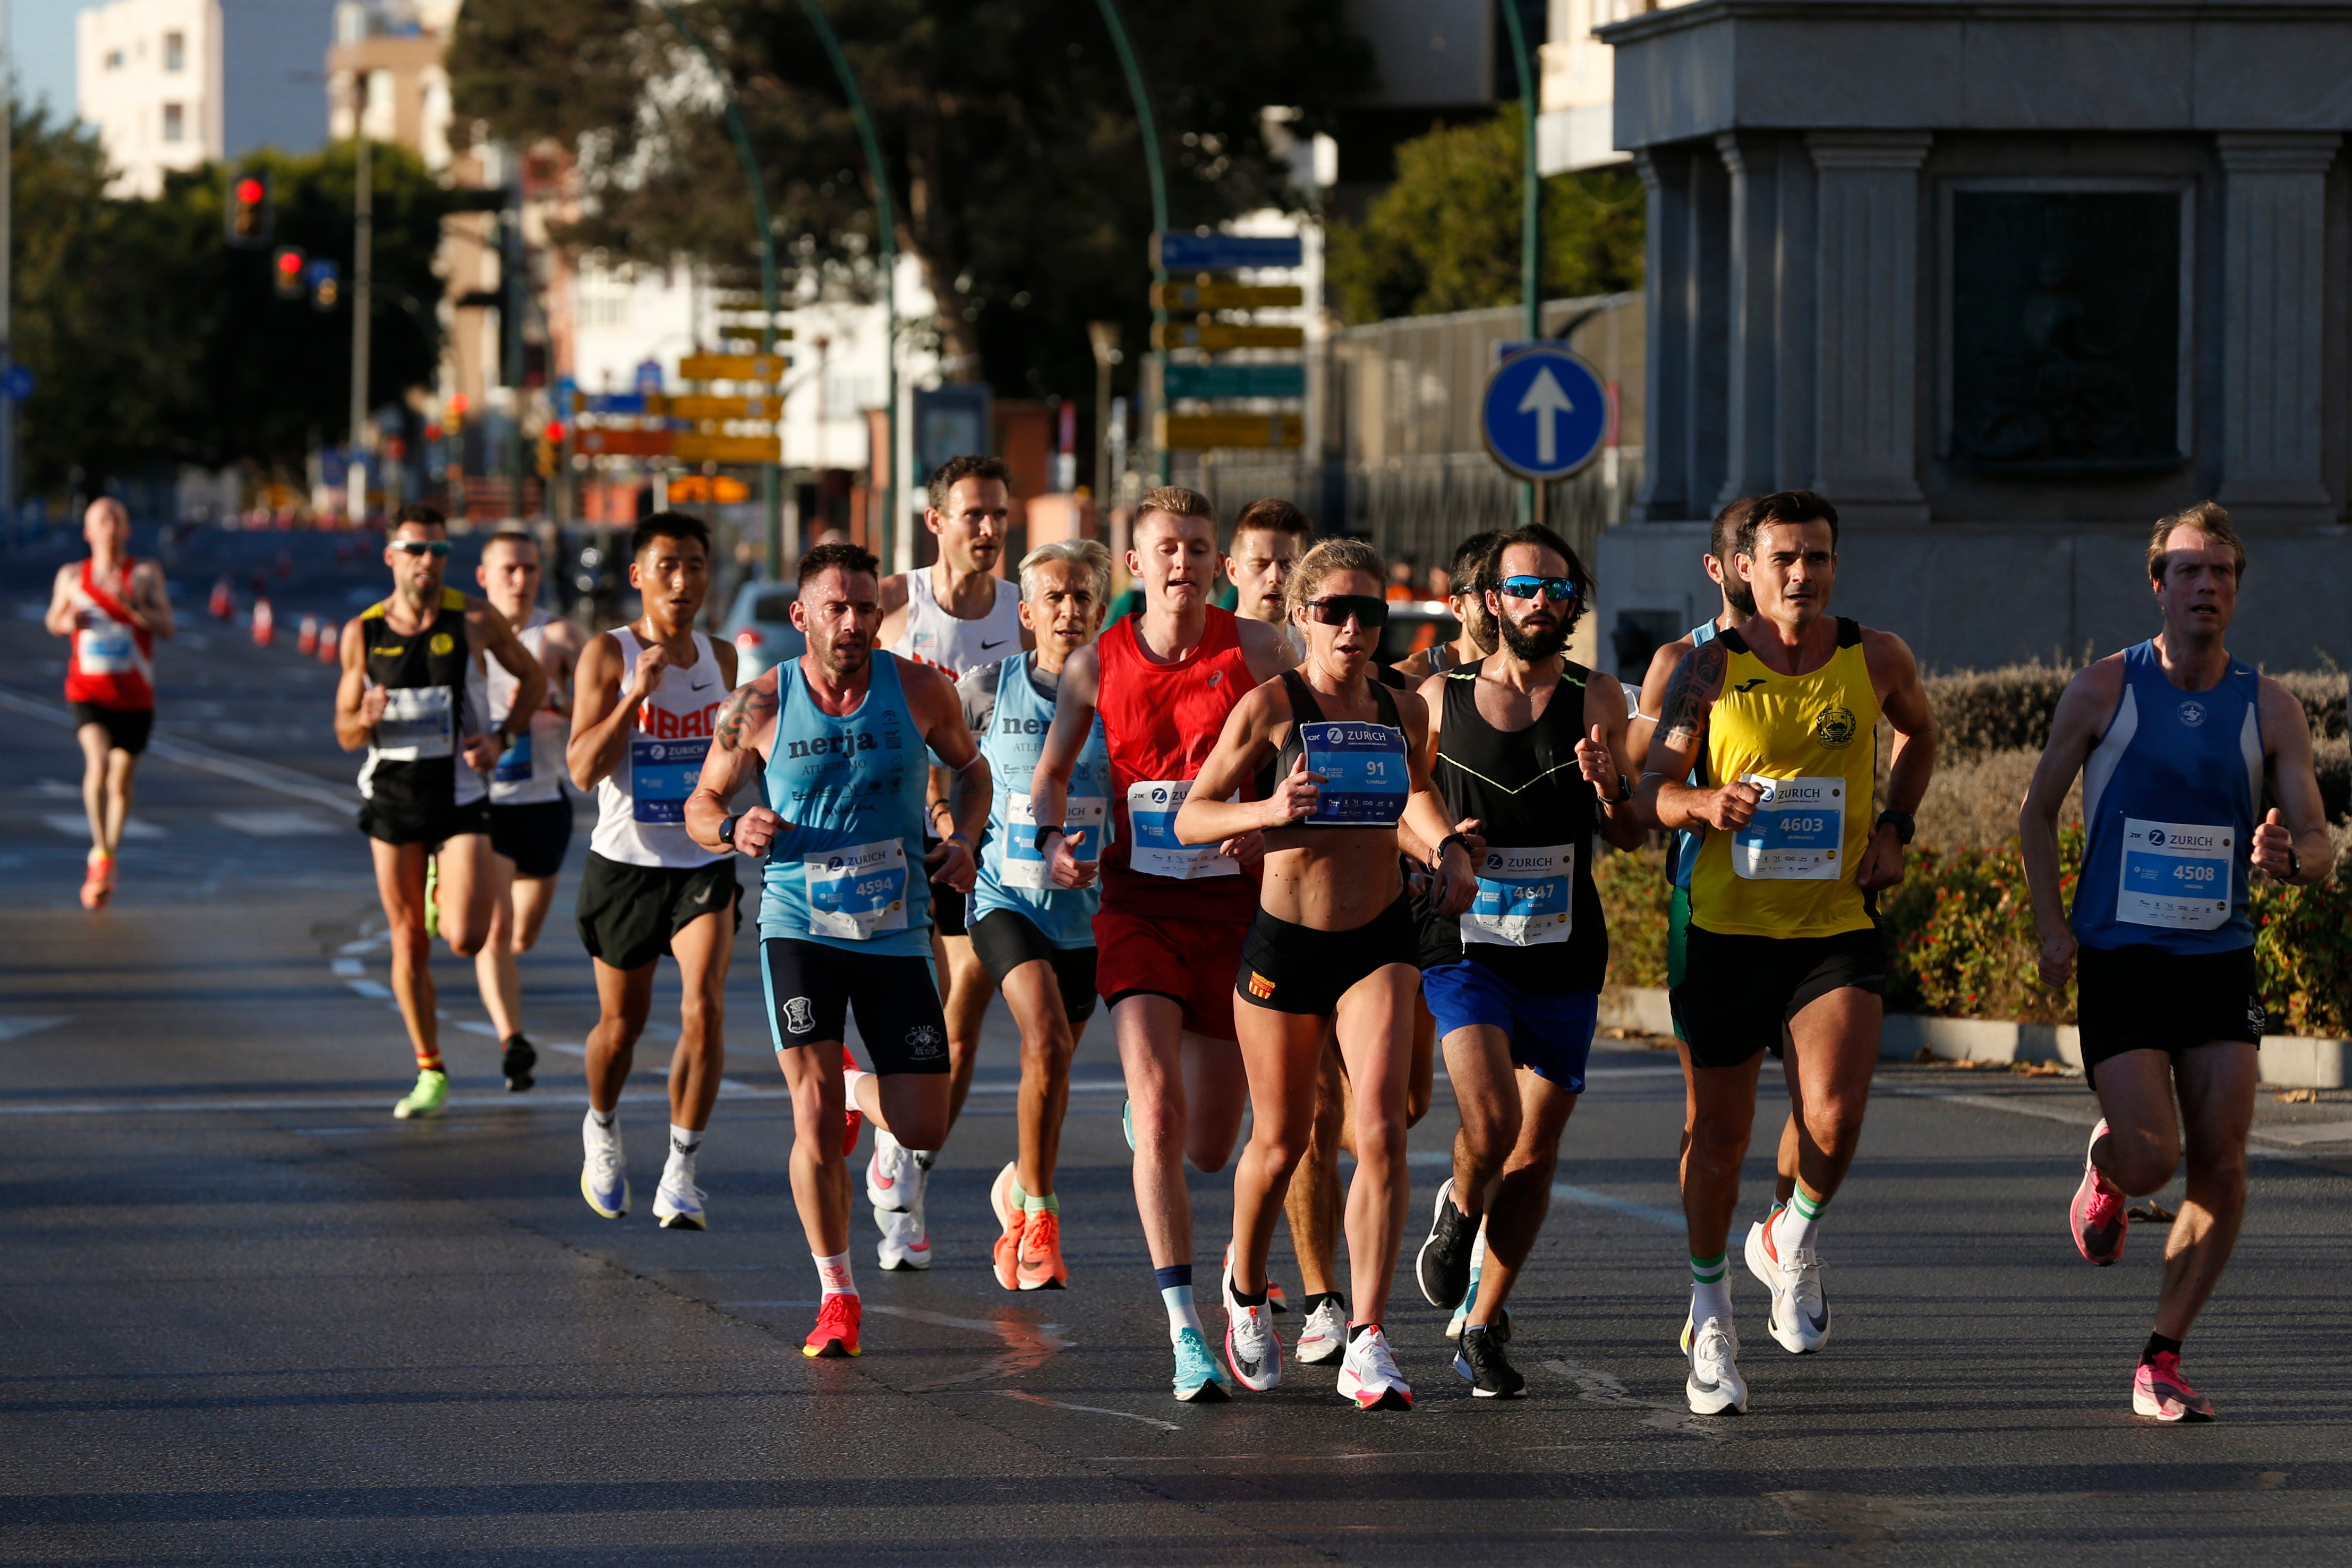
[3,555,2350,1565]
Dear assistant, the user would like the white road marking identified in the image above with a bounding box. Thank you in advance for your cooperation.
[456,1020,501,1037]
[1540,1358,1725,1441]
[0,1087,785,1117]
[2247,1119,2352,1146]
[41,813,162,840]
[994,1389,1179,1431]
[32,779,81,799]
[330,959,364,978]
[0,687,357,813]
[346,979,394,1000]
[337,933,390,956]
[215,809,340,836]
[0,1017,66,1042]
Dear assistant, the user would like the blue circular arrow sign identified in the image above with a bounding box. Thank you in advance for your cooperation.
[1480,345,1608,482]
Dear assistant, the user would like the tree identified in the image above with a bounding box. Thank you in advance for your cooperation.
[1327,105,1644,326]
[449,0,1373,415]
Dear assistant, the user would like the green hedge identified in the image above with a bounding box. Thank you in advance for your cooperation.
[1923,664,2346,762]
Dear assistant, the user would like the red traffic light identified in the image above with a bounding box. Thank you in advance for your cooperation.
[276,250,302,275]
[236,177,264,206]
[544,422,567,444]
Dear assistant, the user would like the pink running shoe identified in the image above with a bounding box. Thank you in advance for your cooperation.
[2069,1119,2127,1266]
[2133,1352,2214,1422]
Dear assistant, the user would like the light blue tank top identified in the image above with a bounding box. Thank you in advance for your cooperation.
[2070,641,2261,955]
[1671,618,1719,891]
[971,653,1114,947]
[759,652,933,957]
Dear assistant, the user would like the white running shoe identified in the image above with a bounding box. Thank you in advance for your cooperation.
[875,1204,932,1271]
[1744,1218,1830,1354]
[866,1126,918,1211]
[1336,1326,1412,1410]
[652,1156,707,1231]
[1224,1292,1282,1392]
[1684,1311,1748,1416]
[580,1112,628,1220]
[1294,1297,1347,1366]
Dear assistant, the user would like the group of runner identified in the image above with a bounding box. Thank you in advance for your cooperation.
[55,464,2315,1425]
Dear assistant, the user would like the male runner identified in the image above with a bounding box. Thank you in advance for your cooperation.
[1407,526,1646,1396]
[1030,487,1292,1401]
[867,455,1029,1268]
[1637,489,1936,1415]
[474,529,584,1092]
[1225,497,1312,660]
[567,512,738,1229]
[1391,532,1502,683]
[46,497,173,909]
[962,539,1117,1290]
[685,540,988,1359]
[2021,502,2330,1422]
[335,504,544,1120]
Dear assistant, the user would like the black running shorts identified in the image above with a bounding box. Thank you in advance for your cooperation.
[2076,942,2263,1087]
[968,907,1098,1023]
[358,794,491,850]
[1674,925,1886,1069]
[574,851,739,972]
[488,799,574,879]
[70,701,152,756]
[762,936,951,1075]
[1235,894,1419,1016]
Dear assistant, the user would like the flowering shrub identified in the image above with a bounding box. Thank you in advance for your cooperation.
[1595,845,1671,990]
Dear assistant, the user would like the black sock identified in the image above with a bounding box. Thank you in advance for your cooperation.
[505,1034,530,1051]
[1348,1321,1379,1343]
[1301,1291,1345,1317]
[1229,1278,1267,1308]
[2142,1332,2183,1366]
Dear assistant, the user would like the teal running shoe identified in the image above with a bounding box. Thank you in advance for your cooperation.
[1171,1326,1232,1403]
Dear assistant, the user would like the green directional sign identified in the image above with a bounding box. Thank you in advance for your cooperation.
[1163,363,1307,402]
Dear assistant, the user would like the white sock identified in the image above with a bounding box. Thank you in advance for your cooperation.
[1468,1224,1489,1278]
[814,1250,857,1299]
[1162,1284,1204,1343]
[1691,1276,1733,1329]
[845,1067,872,1115]
[588,1107,616,1131]
[1773,1187,1826,1257]
[669,1124,701,1163]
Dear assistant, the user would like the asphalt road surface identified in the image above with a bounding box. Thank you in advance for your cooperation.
[4,559,2350,1565]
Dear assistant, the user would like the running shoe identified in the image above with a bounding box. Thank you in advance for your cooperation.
[1416,1178,1477,1309]
[652,1160,707,1231]
[500,1035,536,1093]
[580,1111,628,1218]
[1018,1209,1068,1291]
[1336,1326,1413,1410]
[79,851,113,910]
[840,1045,863,1157]
[1684,1311,1748,1416]
[1454,1325,1527,1397]
[2070,1118,2128,1266]
[1444,1273,1513,1343]
[989,1161,1026,1291]
[875,1205,932,1271]
[1171,1326,1232,1403]
[2133,1352,2215,1423]
[1222,1268,1283,1392]
[1744,1218,1831,1354]
[423,857,440,940]
[803,1293,862,1358]
[391,1067,448,1121]
[1295,1296,1348,1366]
[1122,1098,1135,1151]
[867,1126,918,1211]
[1220,1243,1289,1323]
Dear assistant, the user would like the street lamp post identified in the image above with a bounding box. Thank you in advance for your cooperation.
[1499,0,1541,525]
[349,70,373,526]
[1092,0,1169,487]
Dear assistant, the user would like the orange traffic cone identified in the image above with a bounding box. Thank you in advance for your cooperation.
[318,620,340,663]
[297,614,319,657]
[209,575,234,619]
[251,596,275,647]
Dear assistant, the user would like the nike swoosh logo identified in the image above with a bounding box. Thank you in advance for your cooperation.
[694,887,715,905]
[979,638,1006,650]
[691,678,715,690]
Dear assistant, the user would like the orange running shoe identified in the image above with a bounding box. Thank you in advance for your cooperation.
[1018,1207,1069,1291]
[840,1045,864,1158]
[803,1293,862,1358]
[80,850,114,910]
[989,1161,1026,1290]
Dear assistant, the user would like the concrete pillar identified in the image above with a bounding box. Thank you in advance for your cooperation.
[1630,147,1692,523]
[2215,132,2341,524]
[1717,132,1781,508]
[1806,131,1931,524]
[1686,151,1732,514]
[1773,140,1818,494]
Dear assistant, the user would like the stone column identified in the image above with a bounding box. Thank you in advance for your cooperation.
[1806,131,1931,524]
[1717,132,1781,508]
[1630,147,1692,523]
[2216,133,2340,525]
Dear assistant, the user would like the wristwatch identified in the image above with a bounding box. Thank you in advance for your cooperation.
[1876,809,1915,845]
[1033,823,1066,854]
[1611,772,1635,804]
[718,814,738,848]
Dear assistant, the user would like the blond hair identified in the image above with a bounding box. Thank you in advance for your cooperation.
[1018,538,1114,603]
[1283,536,1386,625]
[2148,501,2246,583]
[1134,485,1217,540]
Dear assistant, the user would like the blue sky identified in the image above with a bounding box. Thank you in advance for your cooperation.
[16,1,95,123]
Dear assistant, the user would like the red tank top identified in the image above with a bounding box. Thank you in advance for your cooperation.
[64,558,156,710]
[1096,606,1258,920]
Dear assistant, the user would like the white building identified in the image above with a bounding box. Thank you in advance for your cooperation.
[79,0,333,198]
[1536,0,1696,175]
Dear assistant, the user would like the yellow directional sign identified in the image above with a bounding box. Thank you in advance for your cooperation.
[665,394,783,421]
[674,432,782,464]
[678,352,786,382]
[1157,412,1303,450]
[1151,322,1306,351]
[1150,281,1305,311]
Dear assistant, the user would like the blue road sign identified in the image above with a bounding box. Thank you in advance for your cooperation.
[581,393,649,415]
[1163,363,1307,402]
[1154,232,1304,272]
[635,359,663,396]
[1479,345,1608,482]
[2,364,34,402]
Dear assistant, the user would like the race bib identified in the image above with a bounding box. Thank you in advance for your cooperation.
[805,839,910,941]
[630,736,707,823]
[1125,779,1237,880]
[1461,843,1575,947]
[1001,792,1107,890]
[373,686,454,760]
[493,730,534,785]
[2116,817,2233,932]
[1297,721,1409,826]
[76,624,138,675]
[1731,774,1845,881]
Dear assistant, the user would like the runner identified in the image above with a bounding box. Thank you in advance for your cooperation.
[1224,497,1313,660]
[1405,525,1646,1398]
[684,540,988,1359]
[1175,538,1439,1410]
[1390,531,1502,683]
[1636,489,1936,1414]
[566,512,738,1229]
[868,455,1028,1269]
[334,504,545,1120]
[473,528,584,1092]
[2019,503,2330,1423]
[45,498,173,909]
[1029,486,1292,1401]
[961,539,1117,1291]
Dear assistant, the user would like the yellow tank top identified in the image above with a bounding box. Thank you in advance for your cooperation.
[1689,617,1880,939]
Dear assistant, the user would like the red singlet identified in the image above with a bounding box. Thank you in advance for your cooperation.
[63,558,155,711]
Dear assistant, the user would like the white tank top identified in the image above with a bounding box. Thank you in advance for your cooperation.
[588,626,730,868]
[891,567,1024,680]
[487,612,570,806]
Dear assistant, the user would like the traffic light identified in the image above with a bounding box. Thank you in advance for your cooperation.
[272,246,306,300]
[225,170,271,248]
[306,258,340,312]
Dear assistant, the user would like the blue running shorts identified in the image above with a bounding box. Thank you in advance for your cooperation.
[1420,962,1598,1092]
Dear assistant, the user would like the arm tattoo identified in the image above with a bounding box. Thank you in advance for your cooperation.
[1658,643,1725,752]
[714,682,777,753]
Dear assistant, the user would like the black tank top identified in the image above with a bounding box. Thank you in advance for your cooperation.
[358,587,479,814]
[1254,668,1406,829]
[1421,660,1608,992]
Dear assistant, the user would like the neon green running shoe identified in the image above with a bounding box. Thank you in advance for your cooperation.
[393,1068,449,1120]
[423,858,441,940]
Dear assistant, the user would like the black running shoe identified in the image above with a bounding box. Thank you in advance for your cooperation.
[1415,1177,1477,1309]
[1453,1325,1527,1398]
[501,1034,536,1093]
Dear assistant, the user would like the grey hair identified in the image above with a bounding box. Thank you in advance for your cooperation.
[1018,538,1114,603]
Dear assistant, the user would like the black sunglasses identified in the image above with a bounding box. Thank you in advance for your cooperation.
[1301,594,1390,629]
[391,539,453,558]
[1496,574,1579,603]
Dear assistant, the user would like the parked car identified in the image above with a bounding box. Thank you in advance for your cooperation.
[1377,601,1460,667]
[719,579,806,684]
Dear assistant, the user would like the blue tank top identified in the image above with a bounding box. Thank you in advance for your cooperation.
[1671,618,1719,891]
[759,652,933,957]
[2070,641,2262,955]
[970,653,1114,947]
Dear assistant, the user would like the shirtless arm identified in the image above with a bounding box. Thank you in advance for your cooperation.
[41,565,75,637]
[132,560,174,640]
[874,573,914,651]
[687,669,781,856]
[567,630,664,792]
[1582,675,1648,850]
[2020,660,2121,988]
[904,660,989,893]
[1637,641,1759,833]
[1028,642,1100,885]
[1404,671,1488,915]
[333,617,385,752]
[468,599,546,772]
[1177,682,1300,844]
[1627,635,1694,768]
[2254,677,2333,887]
[1234,616,1297,686]
[537,619,584,714]
[1855,629,1936,892]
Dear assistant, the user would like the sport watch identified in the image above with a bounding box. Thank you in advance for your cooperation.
[718,815,738,847]
[1876,809,1915,845]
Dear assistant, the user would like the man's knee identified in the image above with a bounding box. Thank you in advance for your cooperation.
[1802,1103,1869,1161]
[1686,1114,1752,1173]
[2102,1126,2179,1195]
[388,920,432,969]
